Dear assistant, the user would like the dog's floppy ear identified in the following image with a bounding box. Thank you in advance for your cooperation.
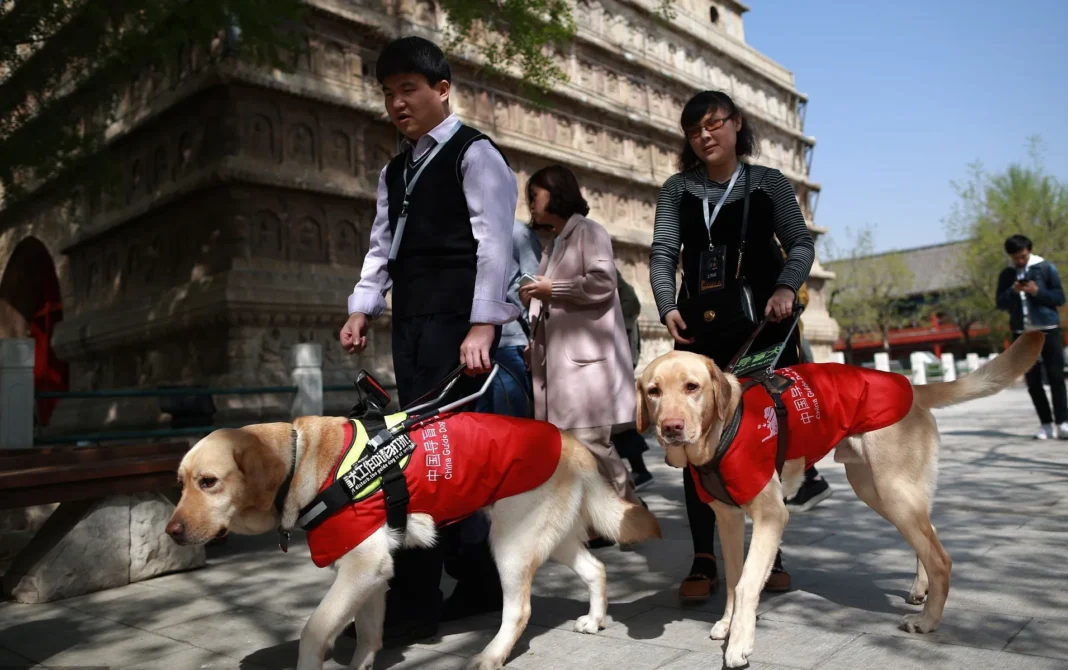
[704,358,733,421]
[233,423,292,505]
[635,378,649,433]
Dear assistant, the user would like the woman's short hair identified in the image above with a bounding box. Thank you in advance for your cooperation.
[527,164,590,219]
[676,90,759,172]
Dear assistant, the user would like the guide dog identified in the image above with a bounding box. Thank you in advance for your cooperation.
[636,332,1043,668]
[165,413,661,670]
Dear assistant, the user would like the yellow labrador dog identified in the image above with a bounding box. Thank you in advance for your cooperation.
[636,332,1042,668]
[166,416,660,670]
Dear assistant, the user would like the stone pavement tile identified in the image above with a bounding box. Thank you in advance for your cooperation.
[818,632,1068,670]
[1005,619,1068,661]
[0,600,191,668]
[600,606,859,669]
[153,607,304,661]
[500,627,687,669]
[941,557,1068,621]
[758,589,1031,651]
[651,651,806,670]
[0,646,43,669]
[118,646,271,670]
[61,580,239,631]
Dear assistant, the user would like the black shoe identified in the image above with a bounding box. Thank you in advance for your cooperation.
[632,471,654,491]
[341,616,440,649]
[785,475,832,512]
[441,584,503,622]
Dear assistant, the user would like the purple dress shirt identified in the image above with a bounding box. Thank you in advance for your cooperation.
[347,114,520,325]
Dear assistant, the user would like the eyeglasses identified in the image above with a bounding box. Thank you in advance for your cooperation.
[686,115,734,139]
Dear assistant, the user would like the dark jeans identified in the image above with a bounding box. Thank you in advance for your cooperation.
[388,312,503,632]
[679,322,804,571]
[475,345,532,417]
[1018,327,1068,425]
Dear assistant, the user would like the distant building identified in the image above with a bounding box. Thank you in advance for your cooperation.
[825,240,1005,365]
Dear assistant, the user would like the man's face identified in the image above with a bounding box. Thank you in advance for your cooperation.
[381,73,449,140]
[1011,249,1031,269]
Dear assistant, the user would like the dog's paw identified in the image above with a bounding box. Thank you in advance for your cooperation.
[709,619,731,640]
[905,590,928,605]
[723,642,753,669]
[350,644,377,670]
[900,612,938,634]
[574,614,604,634]
[465,654,504,670]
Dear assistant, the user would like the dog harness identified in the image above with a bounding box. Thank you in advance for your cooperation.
[301,412,562,567]
[692,363,914,507]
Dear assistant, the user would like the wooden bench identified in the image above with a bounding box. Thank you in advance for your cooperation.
[0,442,189,509]
[1,441,201,603]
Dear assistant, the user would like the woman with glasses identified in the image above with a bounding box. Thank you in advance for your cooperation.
[649,90,826,602]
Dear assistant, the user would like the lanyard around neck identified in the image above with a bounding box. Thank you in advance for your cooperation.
[702,162,743,243]
[388,121,464,261]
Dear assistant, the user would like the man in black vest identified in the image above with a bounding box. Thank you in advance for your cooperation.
[340,36,519,644]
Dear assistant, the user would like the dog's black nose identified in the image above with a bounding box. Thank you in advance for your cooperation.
[661,418,685,437]
[166,519,185,540]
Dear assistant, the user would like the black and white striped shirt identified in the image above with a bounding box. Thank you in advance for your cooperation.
[649,163,815,321]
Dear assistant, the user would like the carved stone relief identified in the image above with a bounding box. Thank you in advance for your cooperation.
[291,216,326,263]
[287,123,317,167]
[247,113,276,161]
[333,219,363,266]
[252,210,286,261]
[151,146,168,193]
[325,130,352,173]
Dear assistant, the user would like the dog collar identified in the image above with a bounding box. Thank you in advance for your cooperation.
[274,428,299,552]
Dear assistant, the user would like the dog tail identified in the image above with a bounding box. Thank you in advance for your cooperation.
[575,453,662,545]
[913,330,1043,409]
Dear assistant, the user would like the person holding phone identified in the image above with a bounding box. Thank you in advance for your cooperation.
[996,234,1068,439]
[648,90,815,600]
[520,164,641,532]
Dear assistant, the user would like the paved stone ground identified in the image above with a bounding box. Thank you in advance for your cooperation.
[2,385,1067,669]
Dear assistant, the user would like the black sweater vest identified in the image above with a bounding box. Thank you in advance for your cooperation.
[677,171,785,310]
[384,124,507,319]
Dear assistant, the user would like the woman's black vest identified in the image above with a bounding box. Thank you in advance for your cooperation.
[676,166,791,364]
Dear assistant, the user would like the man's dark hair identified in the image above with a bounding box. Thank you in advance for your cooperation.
[375,36,451,86]
[1005,234,1033,255]
[527,165,590,220]
[677,90,759,172]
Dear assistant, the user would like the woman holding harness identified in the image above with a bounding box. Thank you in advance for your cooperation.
[649,90,822,600]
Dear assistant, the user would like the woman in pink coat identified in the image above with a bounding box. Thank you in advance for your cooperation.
[519,165,640,509]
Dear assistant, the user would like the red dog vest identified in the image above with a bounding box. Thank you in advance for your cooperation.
[306,412,562,567]
[691,363,914,507]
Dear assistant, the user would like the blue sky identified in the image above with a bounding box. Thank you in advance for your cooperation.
[745,0,1068,254]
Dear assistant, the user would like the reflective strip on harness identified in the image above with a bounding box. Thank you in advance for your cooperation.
[297,414,414,533]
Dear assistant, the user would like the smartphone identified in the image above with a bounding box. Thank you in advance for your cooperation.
[518,273,537,287]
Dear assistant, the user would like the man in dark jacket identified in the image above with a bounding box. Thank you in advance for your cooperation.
[996,234,1068,439]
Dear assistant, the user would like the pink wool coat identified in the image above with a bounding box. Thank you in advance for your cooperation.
[528,214,636,429]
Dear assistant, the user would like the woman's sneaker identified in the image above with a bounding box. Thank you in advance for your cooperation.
[1035,423,1056,440]
[785,475,833,512]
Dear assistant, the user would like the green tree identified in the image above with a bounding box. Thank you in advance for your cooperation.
[944,137,1068,341]
[1,0,674,210]
[823,225,916,363]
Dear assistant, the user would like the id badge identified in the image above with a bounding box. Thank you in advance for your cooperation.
[699,245,727,293]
